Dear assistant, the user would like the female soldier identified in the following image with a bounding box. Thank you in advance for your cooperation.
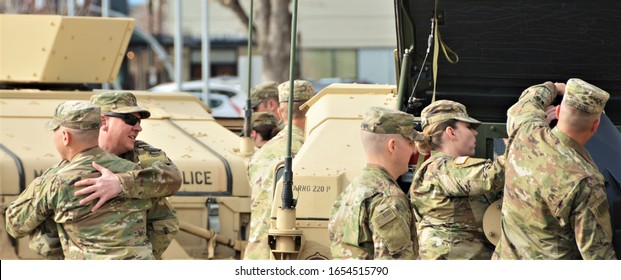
[409,100,505,260]
[251,112,281,148]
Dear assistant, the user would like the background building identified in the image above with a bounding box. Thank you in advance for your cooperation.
[148,0,398,90]
[1,0,398,90]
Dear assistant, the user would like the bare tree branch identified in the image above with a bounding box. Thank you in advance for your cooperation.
[220,0,292,82]
[264,0,291,82]
[255,0,271,50]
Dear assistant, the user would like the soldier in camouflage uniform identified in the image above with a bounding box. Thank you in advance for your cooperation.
[409,100,505,259]
[6,101,155,259]
[250,112,281,148]
[251,81,284,128]
[243,80,313,259]
[493,79,616,260]
[329,107,420,260]
[26,162,71,259]
[24,158,78,258]
[85,91,180,259]
[30,92,182,259]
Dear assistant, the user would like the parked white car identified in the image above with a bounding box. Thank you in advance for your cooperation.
[149,79,246,118]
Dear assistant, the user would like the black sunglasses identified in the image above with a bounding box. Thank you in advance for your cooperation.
[104,113,141,126]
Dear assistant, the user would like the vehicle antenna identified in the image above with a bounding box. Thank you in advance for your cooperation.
[268,0,303,260]
[240,0,255,155]
[283,0,298,211]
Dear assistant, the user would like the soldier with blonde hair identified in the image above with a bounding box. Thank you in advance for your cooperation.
[409,100,505,259]
[329,106,420,260]
[494,79,616,260]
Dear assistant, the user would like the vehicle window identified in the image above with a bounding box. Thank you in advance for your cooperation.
[209,99,223,108]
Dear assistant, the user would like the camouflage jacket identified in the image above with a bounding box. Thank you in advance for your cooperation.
[493,82,616,260]
[409,151,505,259]
[329,164,417,260]
[26,161,68,259]
[118,140,181,259]
[30,140,181,259]
[244,125,305,260]
[117,140,182,199]
[5,147,155,259]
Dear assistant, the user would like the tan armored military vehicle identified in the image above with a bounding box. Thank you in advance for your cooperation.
[0,14,251,260]
[0,12,404,262]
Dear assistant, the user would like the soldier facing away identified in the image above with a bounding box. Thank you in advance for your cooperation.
[244,80,313,260]
[493,79,617,260]
[5,101,155,259]
[409,100,505,260]
[328,106,420,260]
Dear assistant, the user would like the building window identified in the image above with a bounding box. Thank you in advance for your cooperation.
[301,49,357,81]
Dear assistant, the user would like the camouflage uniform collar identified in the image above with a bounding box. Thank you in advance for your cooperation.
[364,164,398,185]
[278,124,305,137]
[54,159,69,169]
[69,146,104,162]
[429,150,451,160]
[551,127,595,165]
[118,139,148,162]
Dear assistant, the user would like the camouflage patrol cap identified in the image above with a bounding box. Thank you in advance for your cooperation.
[420,100,481,129]
[360,106,423,141]
[278,80,314,103]
[90,92,151,119]
[46,101,101,131]
[252,112,278,127]
[250,81,279,108]
[563,78,609,114]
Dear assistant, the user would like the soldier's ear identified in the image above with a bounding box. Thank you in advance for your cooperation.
[268,99,279,110]
[100,115,108,131]
[592,117,600,133]
[445,126,457,140]
[277,105,286,120]
[61,129,71,146]
[387,138,397,154]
